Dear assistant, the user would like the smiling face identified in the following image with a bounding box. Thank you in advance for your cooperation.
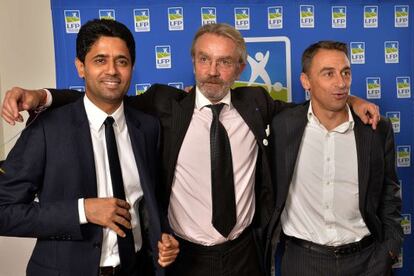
[300,48,351,117]
[193,33,245,103]
[75,36,132,114]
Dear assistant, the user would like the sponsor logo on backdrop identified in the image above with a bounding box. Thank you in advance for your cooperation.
[168,7,184,31]
[300,5,314,28]
[69,86,85,92]
[201,7,217,25]
[366,77,381,99]
[332,6,346,28]
[385,41,399,63]
[99,9,115,20]
[364,6,378,28]
[135,83,151,95]
[397,145,410,167]
[134,9,150,32]
[168,82,184,90]
[350,42,365,64]
[386,111,400,133]
[401,214,412,235]
[155,45,171,69]
[395,5,409,28]
[234,8,250,30]
[64,10,81,33]
[236,37,291,102]
[396,77,411,98]
[268,6,283,29]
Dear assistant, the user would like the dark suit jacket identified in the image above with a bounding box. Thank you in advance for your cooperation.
[0,97,165,276]
[265,101,403,272]
[51,84,290,262]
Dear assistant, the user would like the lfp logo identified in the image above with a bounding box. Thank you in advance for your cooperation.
[155,45,171,69]
[395,5,409,28]
[350,42,365,64]
[134,9,150,32]
[386,111,400,133]
[135,83,151,95]
[268,6,283,29]
[366,78,381,99]
[397,145,411,167]
[332,6,346,28]
[236,37,292,102]
[396,77,411,98]
[201,7,217,25]
[385,41,399,64]
[64,10,81,33]
[234,8,250,30]
[364,6,378,28]
[168,82,184,90]
[99,9,115,20]
[300,5,314,28]
[69,86,85,92]
[168,7,184,31]
[401,214,411,235]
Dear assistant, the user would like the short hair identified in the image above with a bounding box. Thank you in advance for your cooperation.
[190,23,247,64]
[76,19,135,65]
[301,41,348,73]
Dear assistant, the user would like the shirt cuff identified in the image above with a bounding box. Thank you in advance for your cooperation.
[34,89,52,113]
[78,198,88,224]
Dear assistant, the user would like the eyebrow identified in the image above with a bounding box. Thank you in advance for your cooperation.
[197,50,234,60]
[91,54,130,60]
[319,65,351,73]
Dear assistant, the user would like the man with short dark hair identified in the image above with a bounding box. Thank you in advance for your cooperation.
[0,19,178,276]
[266,41,403,275]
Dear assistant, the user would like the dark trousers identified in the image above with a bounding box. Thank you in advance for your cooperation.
[168,228,263,276]
[281,238,394,276]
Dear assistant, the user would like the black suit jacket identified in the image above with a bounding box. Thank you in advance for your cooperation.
[265,102,403,271]
[0,97,165,276]
[51,84,291,256]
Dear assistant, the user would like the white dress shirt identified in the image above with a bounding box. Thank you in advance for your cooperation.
[168,87,258,245]
[79,95,144,266]
[281,102,370,246]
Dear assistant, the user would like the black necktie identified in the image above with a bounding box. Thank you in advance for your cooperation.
[208,103,237,237]
[104,116,136,272]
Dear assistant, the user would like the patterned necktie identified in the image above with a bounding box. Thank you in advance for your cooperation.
[207,103,237,237]
[104,116,136,273]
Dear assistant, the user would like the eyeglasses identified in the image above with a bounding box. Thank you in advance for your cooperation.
[195,55,238,70]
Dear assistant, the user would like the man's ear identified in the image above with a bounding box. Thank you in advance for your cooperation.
[300,72,311,91]
[75,58,85,79]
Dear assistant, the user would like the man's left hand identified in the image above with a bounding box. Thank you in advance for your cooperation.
[348,95,380,130]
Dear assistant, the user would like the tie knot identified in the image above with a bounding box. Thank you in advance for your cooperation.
[104,116,115,127]
[208,103,225,118]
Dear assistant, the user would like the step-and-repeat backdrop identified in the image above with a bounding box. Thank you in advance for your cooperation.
[50,0,413,274]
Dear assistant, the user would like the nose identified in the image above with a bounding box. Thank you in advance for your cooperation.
[106,60,118,75]
[336,74,346,88]
[208,60,219,77]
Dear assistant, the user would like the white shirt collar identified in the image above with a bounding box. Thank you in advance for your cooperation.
[83,95,126,132]
[195,86,232,110]
[307,101,354,133]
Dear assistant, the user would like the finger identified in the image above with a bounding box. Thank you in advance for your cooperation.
[159,248,180,258]
[1,109,16,125]
[115,206,132,221]
[114,215,132,229]
[161,233,171,247]
[158,258,174,268]
[115,199,131,210]
[108,222,126,238]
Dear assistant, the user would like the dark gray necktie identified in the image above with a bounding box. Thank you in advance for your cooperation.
[104,116,136,273]
[208,103,237,237]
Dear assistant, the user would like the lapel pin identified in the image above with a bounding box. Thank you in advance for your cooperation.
[265,124,270,137]
[263,139,268,146]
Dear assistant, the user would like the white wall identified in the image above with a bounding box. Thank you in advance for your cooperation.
[0,0,55,275]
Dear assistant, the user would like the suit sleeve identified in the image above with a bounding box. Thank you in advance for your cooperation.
[0,119,83,240]
[378,119,403,255]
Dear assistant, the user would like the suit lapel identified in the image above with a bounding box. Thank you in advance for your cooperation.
[71,98,98,197]
[353,116,373,212]
[231,90,267,146]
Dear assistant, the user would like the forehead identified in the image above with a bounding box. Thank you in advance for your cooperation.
[310,49,350,69]
[86,36,130,58]
[194,33,238,57]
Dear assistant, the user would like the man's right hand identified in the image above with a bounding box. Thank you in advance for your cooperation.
[2,87,46,125]
[84,198,132,238]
